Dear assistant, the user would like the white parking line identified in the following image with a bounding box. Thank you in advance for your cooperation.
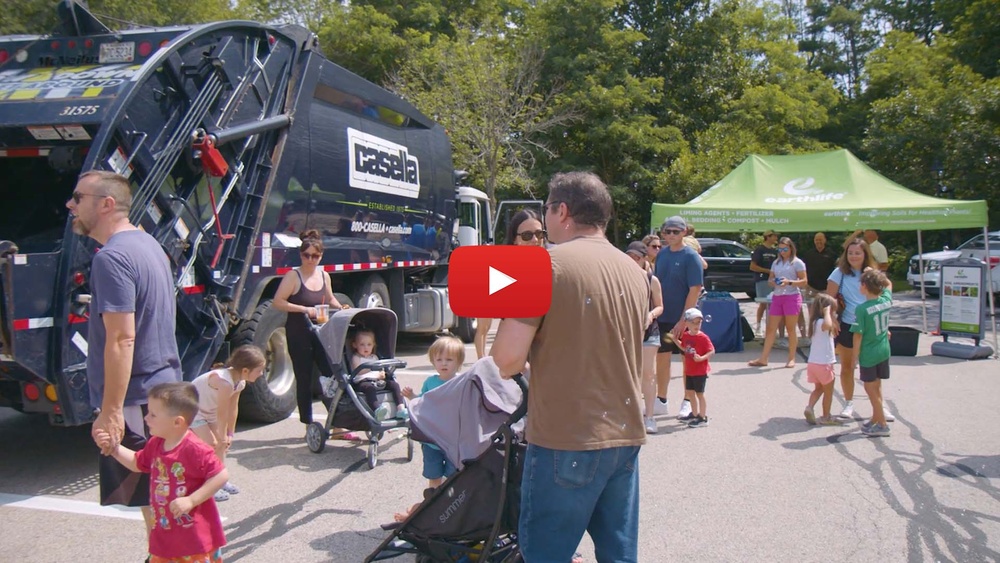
[0,492,144,520]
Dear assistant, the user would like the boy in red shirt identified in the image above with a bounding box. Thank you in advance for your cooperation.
[97,382,228,563]
[679,308,715,428]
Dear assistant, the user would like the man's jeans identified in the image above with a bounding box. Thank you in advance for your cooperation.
[519,444,640,562]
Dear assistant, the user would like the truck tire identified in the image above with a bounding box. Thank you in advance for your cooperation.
[354,275,390,309]
[453,316,477,343]
[232,299,297,422]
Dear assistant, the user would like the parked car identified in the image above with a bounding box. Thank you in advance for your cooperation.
[907,231,1000,295]
[698,238,757,297]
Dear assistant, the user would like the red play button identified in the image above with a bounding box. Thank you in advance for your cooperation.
[449,246,552,318]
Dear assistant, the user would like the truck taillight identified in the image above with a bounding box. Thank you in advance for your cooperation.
[73,271,86,286]
[139,41,153,57]
[989,256,999,267]
[0,49,9,63]
[45,384,58,402]
[23,383,40,401]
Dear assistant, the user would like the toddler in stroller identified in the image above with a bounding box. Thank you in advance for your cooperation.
[350,328,408,421]
[305,308,413,469]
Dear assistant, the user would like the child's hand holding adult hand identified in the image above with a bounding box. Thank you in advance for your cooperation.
[170,496,195,517]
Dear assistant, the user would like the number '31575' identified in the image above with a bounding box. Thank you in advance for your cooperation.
[59,105,100,116]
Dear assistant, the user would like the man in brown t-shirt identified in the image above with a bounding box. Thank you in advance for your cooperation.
[492,171,648,562]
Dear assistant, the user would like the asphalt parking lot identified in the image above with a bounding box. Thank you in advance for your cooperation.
[1,292,998,562]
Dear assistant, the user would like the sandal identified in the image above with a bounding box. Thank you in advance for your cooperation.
[747,359,768,367]
[332,431,362,441]
[784,360,796,368]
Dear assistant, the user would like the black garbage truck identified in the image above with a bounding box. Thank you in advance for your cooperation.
[0,1,500,425]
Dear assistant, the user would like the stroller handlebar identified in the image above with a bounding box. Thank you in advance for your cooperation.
[508,374,528,425]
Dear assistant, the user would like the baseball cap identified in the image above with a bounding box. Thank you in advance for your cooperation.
[661,216,687,232]
[625,241,647,258]
[684,308,703,321]
[763,229,779,237]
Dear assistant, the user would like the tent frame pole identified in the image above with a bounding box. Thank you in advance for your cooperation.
[918,231,927,333]
[983,226,998,359]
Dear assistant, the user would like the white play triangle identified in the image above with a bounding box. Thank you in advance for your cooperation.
[488,266,517,296]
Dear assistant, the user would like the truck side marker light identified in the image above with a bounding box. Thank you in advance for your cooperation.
[45,385,58,402]
[23,383,40,402]
[13,317,54,330]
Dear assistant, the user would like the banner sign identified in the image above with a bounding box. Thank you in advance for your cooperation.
[939,258,987,339]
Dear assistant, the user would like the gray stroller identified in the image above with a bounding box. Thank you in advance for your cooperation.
[305,307,413,469]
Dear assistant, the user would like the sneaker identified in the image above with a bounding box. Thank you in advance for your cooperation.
[677,400,692,418]
[862,422,890,437]
[653,398,669,415]
[688,416,709,428]
[396,406,410,420]
[677,412,698,422]
[804,407,817,425]
[860,419,874,431]
[221,481,240,495]
[644,417,658,434]
[817,416,845,426]
[837,401,855,419]
[374,404,390,421]
[882,404,895,422]
[319,375,337,398]
[214,489,230,502]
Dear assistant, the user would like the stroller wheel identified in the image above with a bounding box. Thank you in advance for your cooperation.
[306,422,328,453]
[406,434,414,461]
[367,440,379,469]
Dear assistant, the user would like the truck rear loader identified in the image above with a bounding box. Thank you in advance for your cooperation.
[0,1,499,426]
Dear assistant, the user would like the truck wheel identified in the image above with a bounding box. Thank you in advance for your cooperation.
[354,275,389,309]
[453,316,476,343]
[232,299,297,422]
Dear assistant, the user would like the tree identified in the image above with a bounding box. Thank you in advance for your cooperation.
[391,26,579,205]
[863,32,1000,228]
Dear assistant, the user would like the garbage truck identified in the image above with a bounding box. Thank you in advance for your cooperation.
[0,1,506,426]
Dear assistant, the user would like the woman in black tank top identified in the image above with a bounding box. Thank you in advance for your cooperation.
[273,230,347,426]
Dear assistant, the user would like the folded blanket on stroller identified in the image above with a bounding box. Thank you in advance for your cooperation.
[409,357,524,470]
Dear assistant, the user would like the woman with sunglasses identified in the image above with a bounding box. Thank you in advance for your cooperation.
[749,237,807,368]
[641,234,661,272]
[273,229,349,431]
[474,209,546,359]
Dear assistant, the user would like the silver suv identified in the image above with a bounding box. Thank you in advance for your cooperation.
[907,231,1000,295]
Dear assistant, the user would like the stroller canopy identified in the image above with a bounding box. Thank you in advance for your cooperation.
[314,308,399,373]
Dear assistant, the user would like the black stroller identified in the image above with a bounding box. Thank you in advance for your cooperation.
[305,307,413,469]
[365,374,528,563]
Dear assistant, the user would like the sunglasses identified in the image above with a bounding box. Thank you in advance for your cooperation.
[778,247,790,251]
[301,252,322,260]
[517,229,547,242]
[648,243,661,249]
[662,229,684,235]
[71,191,106,204]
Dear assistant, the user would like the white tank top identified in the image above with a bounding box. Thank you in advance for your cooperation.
[807,319,837,364]
[192,367,246,424]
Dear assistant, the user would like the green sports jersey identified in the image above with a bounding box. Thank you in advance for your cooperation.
[851,288,892,367]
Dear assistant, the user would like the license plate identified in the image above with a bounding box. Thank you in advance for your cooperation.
[99,42,135,64]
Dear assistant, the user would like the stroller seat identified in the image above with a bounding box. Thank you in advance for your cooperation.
[305,308,413,469]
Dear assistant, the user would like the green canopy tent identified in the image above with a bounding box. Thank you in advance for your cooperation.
[650,149,994,354]
[650,149,987,232]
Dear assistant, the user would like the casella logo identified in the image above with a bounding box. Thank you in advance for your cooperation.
[347,127,420,198]
[765,177,846,204]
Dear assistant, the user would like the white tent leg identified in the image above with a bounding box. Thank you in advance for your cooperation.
[918,231,927,333]
[984,226,998,359]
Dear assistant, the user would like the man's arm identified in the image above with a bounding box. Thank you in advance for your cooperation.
[92,311,136,454]
[749,248,769,274]
[490,318,539,379]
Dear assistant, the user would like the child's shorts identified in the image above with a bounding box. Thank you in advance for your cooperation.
[150,548,223,563]
[860,359,890,382]
[769,293,802,316]
[806,363,836,385]
[422,443,457,480]
[684,375,707,394]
